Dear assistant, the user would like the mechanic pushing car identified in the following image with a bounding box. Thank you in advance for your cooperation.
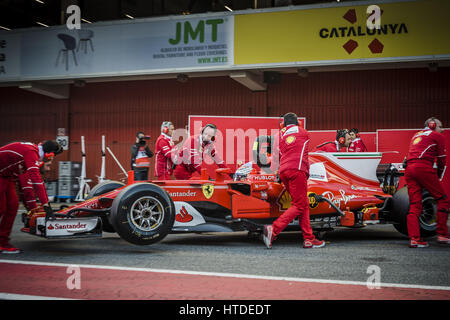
[0,140,62,254]
[263,113,325,249]
[404,117,450,248]
[155,121,176,180]
[315,129,351,152]
[174,123,227,180]
[131,131,154,181]
[347,128,367,152]
[18,154,55,212]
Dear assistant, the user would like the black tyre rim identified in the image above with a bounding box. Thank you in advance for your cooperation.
[419,196,437,230]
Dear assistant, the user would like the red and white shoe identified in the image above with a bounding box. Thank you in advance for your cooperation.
[436,235,450,245]
[0,243,21,254]
[303,239,325,248]
[409,239,429,248]
[263,225,274,249]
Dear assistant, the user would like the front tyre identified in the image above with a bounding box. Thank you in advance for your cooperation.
[110,183,175,245]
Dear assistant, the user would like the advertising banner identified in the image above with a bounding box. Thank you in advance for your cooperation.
[234,0,450,66]
[0,14,233,81]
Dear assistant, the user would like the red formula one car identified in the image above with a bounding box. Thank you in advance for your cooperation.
[21,138,437,246]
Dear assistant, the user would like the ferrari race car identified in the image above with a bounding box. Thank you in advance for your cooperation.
[21,138,437,246]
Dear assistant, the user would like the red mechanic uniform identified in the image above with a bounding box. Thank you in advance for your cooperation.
[18,173,39,211]
[0,142,49,245]
[174,134,226,180]
[315,141,341,152]
[405,128,449,240]
[348,138,367,152]
[154,133,176,180]
[271,124,316,241]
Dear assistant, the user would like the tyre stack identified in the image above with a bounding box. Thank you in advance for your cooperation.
[57,161,81,203]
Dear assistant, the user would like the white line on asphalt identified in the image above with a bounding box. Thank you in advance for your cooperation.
[1,259,450,291]
[0,293,76,300]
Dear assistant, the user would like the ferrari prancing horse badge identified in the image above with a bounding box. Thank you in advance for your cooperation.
[202,183,214,199]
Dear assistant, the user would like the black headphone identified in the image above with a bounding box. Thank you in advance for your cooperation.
[425,117,437,130]
[336,129,348,145]
[201,124,217,141]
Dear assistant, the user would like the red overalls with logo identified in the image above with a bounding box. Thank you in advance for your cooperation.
[155,133,175,180]
[0,142,49,245]
[315,141,341,152]
[174,135,226,180]
[405,129,448,240]
[348,138,367,152]
[272,125,315,241]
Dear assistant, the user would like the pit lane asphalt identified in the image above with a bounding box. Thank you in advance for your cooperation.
[3,208,450,288]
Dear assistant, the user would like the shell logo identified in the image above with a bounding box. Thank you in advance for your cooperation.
[277,189,292,211]
[286,136,296,144]
[413,137,422,145]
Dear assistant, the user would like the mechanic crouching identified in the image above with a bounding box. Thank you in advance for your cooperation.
[263,113,325,249]
[0,140,62,254]
[404,117,449,248]
[174,124,227,180]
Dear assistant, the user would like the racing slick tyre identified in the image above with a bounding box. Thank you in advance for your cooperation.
[87,180,125,233]
[109,183,176,245]
[391,186,437,238]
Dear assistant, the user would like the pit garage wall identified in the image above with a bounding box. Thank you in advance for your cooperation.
[0,67,449,182]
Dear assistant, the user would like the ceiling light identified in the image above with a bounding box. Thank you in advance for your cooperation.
[224,6,233,12]
[36,21,49,27]
[34,0,45,4]
[0,25,11,31]
[125,14,134,19]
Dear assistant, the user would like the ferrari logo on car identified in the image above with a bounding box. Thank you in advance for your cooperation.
[413,137,422,145]
[202,183,214,199]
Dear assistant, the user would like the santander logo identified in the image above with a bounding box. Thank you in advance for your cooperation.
[176,206,193,223]
[47,222,87,230]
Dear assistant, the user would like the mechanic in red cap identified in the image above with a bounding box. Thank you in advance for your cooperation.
[155,121,176,180]
[315,129,351,152]
[348,128,367,152]
[263,113,325,249]
[404,117,449,248]
[0,140,62,254]
[174,124,227,180]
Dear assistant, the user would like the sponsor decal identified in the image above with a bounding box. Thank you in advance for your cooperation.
[249,174,276,181]
[47,222,87,230]
[169,190,197,197]
[307,192,319,209]
[176,206,194,223]
[202,183,214,199]
[413,137,422,145]
[321,189,357,209]
[285,136,296,144]
[277,189,292,211]
[351,185,379,192]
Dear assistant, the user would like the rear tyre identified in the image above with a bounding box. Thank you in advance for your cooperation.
[110,183,175,245]
[87,181,125,233]
[391,187,437,238]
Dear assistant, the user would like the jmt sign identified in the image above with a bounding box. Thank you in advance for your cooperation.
[169,19,224,45]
